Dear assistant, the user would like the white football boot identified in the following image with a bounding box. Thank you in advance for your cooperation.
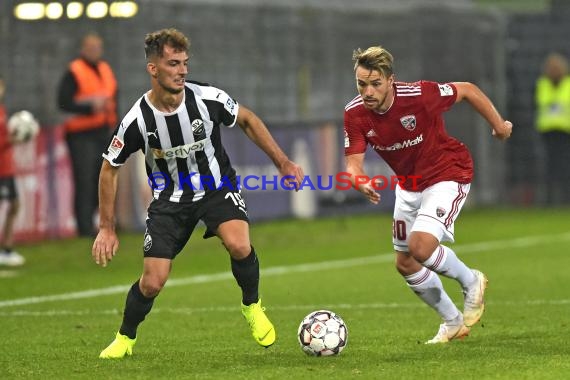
[425,313,470,344]
[0,250,25,267]
[463,269,488,327]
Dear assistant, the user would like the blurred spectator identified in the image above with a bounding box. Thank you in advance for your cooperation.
[535,52,570,204]
[57,33,118,236]
[0,77,25,266]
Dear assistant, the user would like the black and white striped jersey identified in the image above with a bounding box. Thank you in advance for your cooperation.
[102,80,239,203]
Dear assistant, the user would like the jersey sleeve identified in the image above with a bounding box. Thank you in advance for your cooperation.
[209,87,239,128]
[421,80,457,114]
[343,110,367,156]
[102,116,144,166]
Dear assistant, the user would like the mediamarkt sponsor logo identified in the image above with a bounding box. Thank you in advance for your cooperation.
[152,139,207,159]
[373,133,423,151]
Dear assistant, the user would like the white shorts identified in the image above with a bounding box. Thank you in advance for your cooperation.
[392,181,470,252]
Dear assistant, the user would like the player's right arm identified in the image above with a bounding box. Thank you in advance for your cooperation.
[92,105,144,267]
[345,153,381,204]
[92,159,120,267]
[344,105,381,204]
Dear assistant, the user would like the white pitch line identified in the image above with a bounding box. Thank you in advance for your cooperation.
[1,232,569,309]
[1,298,570,317]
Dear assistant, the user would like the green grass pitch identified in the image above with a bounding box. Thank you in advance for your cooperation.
[1,208,569,379]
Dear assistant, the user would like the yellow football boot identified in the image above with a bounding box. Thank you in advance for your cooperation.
[99,332,136,359]
[241,299,276,347]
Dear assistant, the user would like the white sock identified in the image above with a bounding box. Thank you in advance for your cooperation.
[423,245,476,290]
[405,267,460,322]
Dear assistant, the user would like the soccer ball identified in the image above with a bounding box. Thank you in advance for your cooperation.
[297,310,348,356]
[7,110,40,143]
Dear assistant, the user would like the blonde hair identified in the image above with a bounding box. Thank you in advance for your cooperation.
[353,46,394,78]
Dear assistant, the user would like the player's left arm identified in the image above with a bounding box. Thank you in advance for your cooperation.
[453,82,513,140]
[236,105,304,190]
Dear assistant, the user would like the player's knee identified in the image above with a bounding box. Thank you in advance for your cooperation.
[395,258,407,275]
[224,240,251,259]
[407,237,434,262]
[140,276,166,297]
[395,253,419,275]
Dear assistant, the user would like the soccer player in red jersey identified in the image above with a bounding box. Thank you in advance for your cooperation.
[344,46,512,343]
[0,77,25,267]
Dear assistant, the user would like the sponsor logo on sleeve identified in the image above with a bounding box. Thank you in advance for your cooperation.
[107,136,125,160]
[224,97,237,115]
[438,84,454,96]
[344,130,350,148]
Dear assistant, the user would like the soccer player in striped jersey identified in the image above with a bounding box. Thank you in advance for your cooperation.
[93,28,304,358]
[343,46,512,344]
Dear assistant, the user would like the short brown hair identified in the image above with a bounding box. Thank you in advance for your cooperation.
[353,46,394,78]
[144,28,190,61]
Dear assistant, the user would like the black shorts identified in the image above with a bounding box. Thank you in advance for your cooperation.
[143,187,249,259]
[0,177,18,200]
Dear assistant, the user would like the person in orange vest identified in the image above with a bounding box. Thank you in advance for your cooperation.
[57,33,118,236]
[535,53,570,205]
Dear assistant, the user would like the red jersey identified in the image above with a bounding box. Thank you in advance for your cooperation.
[344,80,473,191]
[0,105,15,178]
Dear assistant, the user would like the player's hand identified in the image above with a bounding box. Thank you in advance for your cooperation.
[279,160,305,191]
[358,179,381,204]
[492,120,513,140]
[92,228,119,267]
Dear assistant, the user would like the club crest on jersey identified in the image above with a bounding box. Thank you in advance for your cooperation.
[436,207,446,218]
[400,115,416,131]
[192,119,205,135]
